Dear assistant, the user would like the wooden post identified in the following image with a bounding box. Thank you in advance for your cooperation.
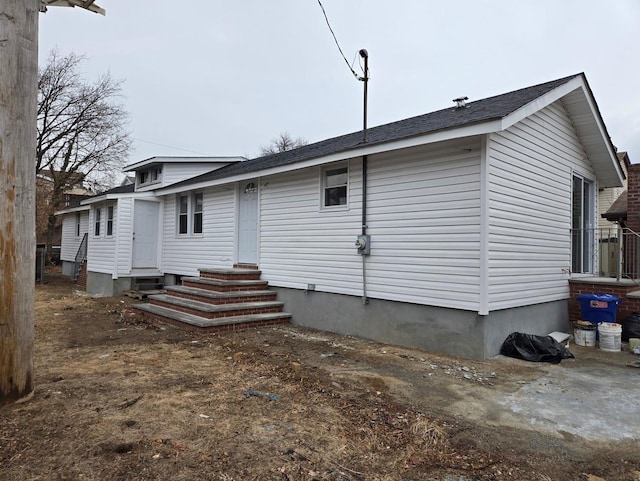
[0,0,38,404]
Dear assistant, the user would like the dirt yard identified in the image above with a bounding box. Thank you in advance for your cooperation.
[1,274,639,481]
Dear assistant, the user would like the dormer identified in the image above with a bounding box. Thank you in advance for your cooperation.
[124,156,246,192]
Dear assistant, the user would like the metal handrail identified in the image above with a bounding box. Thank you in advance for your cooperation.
[571,226,640,281]
[73,232,88,280]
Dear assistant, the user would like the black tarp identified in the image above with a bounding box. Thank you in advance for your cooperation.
[620,313,640,342]
[500,332,574,364]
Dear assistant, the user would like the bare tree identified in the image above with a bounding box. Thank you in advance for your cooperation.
[259,132,307,156]
[37,50,131,247]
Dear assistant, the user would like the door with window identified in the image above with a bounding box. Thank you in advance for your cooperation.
[238,180,259,264]
[132,200,160,268]
[572,174,594,273]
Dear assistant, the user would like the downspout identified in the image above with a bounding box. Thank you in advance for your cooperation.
[362,155,368,304]
[360,49,369,305]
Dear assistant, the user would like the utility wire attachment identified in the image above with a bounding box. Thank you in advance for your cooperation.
[316,0,363,81]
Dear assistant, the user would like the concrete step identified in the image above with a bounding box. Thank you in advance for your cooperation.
[182,276,268,292]
[198,267,262,281]
[148,294,284,319]
[132,303,291,332]
[166,285,277,304]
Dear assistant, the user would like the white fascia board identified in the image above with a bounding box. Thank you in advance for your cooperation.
[500,75,622,187]
[80,192,157,206]
[573,85,624,185]
[500,76,584,130]
[54,204,90,216]
[124,156,246,171]
[157,120,501,196]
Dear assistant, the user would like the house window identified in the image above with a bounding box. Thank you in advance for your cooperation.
[571,174,595,274]
[106,205,114,236]
[138,167,162,186]
[151,166,162,182]
[94,207,101,236]
[178,195,189,234]
[177,192,204,235]
[323,164,348,207]
[75,212,81,237]
[193,193,203,234]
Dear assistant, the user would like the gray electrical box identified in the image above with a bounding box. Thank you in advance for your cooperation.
[355,234,371,255]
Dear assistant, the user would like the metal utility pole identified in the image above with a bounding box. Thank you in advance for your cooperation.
[0,0,39,404]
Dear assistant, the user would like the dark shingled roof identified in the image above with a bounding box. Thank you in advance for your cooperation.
[167,74,582,190]
[603,190,627,222]
[92,183,135,197]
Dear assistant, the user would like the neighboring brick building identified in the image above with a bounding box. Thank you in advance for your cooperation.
[36,172,92,247]
[569,156,640,324]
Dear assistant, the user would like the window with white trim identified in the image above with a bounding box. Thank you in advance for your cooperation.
[571,174,595,274]
[137,166,162,186]
[322,164,348,207]
[106,205,114,236]
[193,193,203,234]
[178,195,189,234]
[176,192,204,235]
[75,212,81,237]
[94,207,101,236]
[151,166,162,182]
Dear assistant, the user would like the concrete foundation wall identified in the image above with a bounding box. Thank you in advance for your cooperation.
[61,260,75,278]
[275,287,569,360]
[482,299,569,359]
[86,271,133,297]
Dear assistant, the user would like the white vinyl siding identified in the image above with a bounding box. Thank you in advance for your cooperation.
[135,163,232,192]
[365,141,482,310]
[487,100,595,310]
[87,203,117,275]
[260,140,483,310]
[598,186,624,232]
[115,198,134,275]
[162,164,225,186]
[162,186,235,276]
[260,159,363,296]
[60,211,89,262]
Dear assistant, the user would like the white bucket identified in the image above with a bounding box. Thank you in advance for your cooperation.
[574,327,596,347]
[598,322,622,352]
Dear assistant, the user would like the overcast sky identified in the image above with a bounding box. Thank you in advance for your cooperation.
[39,1,640,166]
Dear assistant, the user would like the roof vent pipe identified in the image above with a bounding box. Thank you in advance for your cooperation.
[453,96,468,108]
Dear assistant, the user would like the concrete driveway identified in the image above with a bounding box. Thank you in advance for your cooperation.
[460,345,640,441]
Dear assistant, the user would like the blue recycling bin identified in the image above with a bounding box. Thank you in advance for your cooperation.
[576,293,620,327]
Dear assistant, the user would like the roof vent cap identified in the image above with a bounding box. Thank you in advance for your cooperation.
[453,96,469,108]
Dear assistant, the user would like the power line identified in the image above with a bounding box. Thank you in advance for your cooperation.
[132,137,208,155]
[316,0,362,80]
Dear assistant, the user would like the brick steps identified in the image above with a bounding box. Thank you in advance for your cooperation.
[132,266,291,332]
[199,267,262,281]
[148,294,284,319]
[166,285,277,304]
[182,276,269,292]
[133,303,291,332]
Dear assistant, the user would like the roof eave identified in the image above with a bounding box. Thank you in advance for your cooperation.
[54,204,91,215]
[81,191,156,205]
[502,74,623,188]
[156,119,501,195]
[124,156,246,172]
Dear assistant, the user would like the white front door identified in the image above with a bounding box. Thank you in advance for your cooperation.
[132,200,159,268]
[238,180,259,264]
